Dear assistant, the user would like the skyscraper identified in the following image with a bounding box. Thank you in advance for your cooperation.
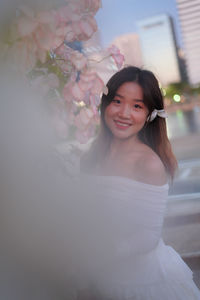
[137,14,181,86]
[176,0,200,85]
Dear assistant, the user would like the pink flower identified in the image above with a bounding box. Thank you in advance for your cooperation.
[79,16,98,40]
[75,107,94,129]
[66,27,77,42]
[54,44,74,73]
[79,71,104,94]
[71,51,87,70]
[56,2,98,42]
[15,6,68,69]
[6,1,104,143]
[89,94,101,108]
[79,71,99,91]
[17,7,57,43]
[90,75,104,95]
[74,107,99,143]
[12,1,100,72]
[63,81,76,103]
[79,0,102,15]
[56,5,81,42]
[56,5,80,23]
[78,77,93,92]
[34,25,56,50]
[74,71,104,107]
[71,15,97,41]
[55,44,73,60]
[108,44,124,69]
[71,82,86,102]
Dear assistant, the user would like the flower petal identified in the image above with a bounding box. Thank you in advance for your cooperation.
[71,51,87,70]
[71,82,85,101]
[90,75,104,94]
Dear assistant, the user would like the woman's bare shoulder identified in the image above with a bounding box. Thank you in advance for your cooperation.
[134,145,167,186]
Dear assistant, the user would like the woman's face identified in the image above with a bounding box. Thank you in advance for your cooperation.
[104,82,149,140]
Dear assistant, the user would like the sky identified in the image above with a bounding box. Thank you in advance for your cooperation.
[95,0,182,48]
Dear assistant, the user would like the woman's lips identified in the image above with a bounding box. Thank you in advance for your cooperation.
[114,120,132,130]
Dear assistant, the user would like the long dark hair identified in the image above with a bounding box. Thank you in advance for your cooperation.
[81,66,177,179]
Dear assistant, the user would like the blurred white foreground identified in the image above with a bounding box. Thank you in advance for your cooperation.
[0,62,123,299]
[0,64,90,298]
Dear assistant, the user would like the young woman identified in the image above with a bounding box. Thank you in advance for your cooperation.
[80,66,200,299]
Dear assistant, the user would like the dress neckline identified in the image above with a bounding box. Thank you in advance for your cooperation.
[88,174,169,190]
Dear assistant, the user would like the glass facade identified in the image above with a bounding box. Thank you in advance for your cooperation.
[137,14,181,86]
[176,0,200,85]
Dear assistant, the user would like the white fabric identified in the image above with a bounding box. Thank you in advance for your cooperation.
[78,175,200,300]
[148,109,168,122]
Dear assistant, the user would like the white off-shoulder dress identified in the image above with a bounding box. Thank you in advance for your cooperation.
[76,175,200,300]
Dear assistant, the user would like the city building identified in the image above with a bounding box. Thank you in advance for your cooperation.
[112,33,143,67]
[176,0,200,85]
[137,14,181,86]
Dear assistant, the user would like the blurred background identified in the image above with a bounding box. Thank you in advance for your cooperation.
[90,0,200,287]
[0,0,200,293]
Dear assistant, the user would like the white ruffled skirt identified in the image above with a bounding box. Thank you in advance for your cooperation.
[85,239,200,300]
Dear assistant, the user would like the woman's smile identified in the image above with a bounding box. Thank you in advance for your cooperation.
[105,81,149,140]
[114,119,132,130]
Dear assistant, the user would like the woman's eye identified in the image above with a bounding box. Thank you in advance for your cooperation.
[134,104,142,109]
[112,99,121,104]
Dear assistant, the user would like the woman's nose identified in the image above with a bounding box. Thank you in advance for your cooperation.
[118,104,131,118]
